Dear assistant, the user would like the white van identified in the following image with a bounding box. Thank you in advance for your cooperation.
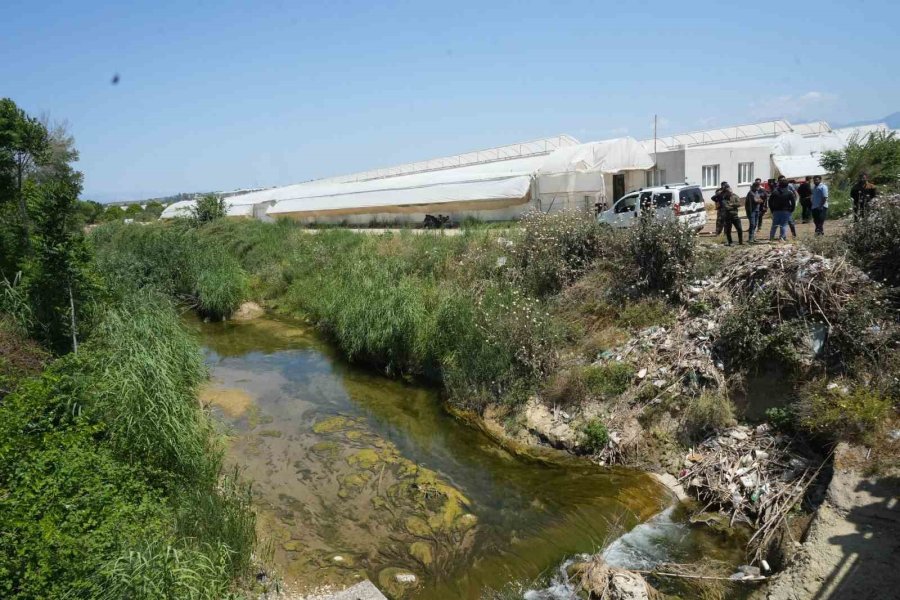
[598,184,708,231]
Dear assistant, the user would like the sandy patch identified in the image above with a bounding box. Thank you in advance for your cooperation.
[199,383,256,417]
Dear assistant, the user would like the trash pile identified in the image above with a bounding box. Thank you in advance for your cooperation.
[679,424,822,563]
[597,307,727,403]
[719,245,874,324]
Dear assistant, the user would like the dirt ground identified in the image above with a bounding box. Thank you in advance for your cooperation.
[699,211,847,240]
[753,444,900,600]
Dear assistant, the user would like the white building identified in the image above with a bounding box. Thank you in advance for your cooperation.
[162,135,655,224]
[159,119,895,223]
[640,120,892,201]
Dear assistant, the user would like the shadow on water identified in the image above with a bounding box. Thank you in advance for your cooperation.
[187,314,738,599]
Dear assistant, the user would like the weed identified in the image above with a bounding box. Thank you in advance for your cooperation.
[581,418,610,453]
[795,379,894,443]
[682,392,736,439]
[582,362,635,398]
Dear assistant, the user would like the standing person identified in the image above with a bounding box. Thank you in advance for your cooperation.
[811,175,828,236]
[851,173,877,221]
[712,183,726,236]
[745,181,767,242]
[719,183,743,245]
[754,178,768,231]
[797,176,813,223]
[785,179,799,239]
[768,176,795,242]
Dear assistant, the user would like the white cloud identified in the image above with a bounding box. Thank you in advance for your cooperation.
[749,91,839,121]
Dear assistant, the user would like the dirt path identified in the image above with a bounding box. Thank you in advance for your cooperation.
[754,444,900,600]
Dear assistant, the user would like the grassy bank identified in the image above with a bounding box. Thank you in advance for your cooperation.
[92,205,898,461]
[0,291,255,599]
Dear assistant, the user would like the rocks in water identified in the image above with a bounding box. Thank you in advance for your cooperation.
[377,567,419,597]
[571,556,655,599]
[231,301,264,321]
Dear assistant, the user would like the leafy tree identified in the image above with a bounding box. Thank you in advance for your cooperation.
[124,204,143,218]
[821,131,900,190]
[190,193,226,225]
[75,199,104,226]
[0,98,50,246]
[141,201,165,221]
[99,204,124,222]
[24,177,98,354]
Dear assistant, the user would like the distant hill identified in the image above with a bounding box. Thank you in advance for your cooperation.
[834,111,900,130]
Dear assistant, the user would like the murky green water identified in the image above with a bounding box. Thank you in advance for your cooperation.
[189,314,737,599]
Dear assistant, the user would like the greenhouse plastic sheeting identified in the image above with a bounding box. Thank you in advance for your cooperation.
[159,199,195,219]
[266,173,533,216]
[772,154,828,178]
[160,136,654,219]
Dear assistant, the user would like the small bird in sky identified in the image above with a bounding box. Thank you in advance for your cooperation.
[111,73,120,85]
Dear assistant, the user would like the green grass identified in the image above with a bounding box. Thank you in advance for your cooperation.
[0,291,256,599]
[682,392,736,440]
[581,418,610,453]
[582,362,635,398]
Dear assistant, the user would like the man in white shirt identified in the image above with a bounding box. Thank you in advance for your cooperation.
[811,175,829,236]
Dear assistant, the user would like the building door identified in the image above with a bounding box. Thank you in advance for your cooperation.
[613,174,625,203]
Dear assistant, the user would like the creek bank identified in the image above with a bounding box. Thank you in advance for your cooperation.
[752,443,900,600]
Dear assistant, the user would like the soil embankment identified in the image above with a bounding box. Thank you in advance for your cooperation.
[754,444,900,600]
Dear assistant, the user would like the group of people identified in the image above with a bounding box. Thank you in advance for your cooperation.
[712,172,876,246]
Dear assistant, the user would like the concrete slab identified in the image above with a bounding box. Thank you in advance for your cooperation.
[304,580,388,600]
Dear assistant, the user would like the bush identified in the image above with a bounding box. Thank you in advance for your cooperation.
[77,290,211,482]
[844,197,900,288]
[0,292,256,598]
[683,392,735,439]
[765,406,794,432]
[190,194,226,226]
[795,379,894,442]
[581,418,610,453]
[582,362,635,398]
[614,212,696,299]
[509,209,609,298]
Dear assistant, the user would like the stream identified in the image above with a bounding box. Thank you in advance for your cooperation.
[189,314,743,599]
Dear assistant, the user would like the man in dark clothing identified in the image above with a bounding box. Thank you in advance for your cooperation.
[712,182,728,236]
[745,181,767,242]
[851,173,877,221]
[797,176,813,223]
[768,176,795,241]
[719,183,743,245]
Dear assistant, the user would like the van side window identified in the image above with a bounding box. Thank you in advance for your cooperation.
[654,192,673,207]
[615,194,638,213]
[679,188,702,204]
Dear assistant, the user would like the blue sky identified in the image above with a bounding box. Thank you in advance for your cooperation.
[3,0,897,201]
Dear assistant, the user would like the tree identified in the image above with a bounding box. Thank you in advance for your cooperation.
[75,199,105,226]
[190,193,226,225]
[820,131,900,190]
[24,177,98,353]
[140,201,165,221]
[0,98,50,247]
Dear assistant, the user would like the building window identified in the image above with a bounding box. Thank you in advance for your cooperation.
[646,168,666,187]
[701,164,720,188]
[738,162,754,184]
